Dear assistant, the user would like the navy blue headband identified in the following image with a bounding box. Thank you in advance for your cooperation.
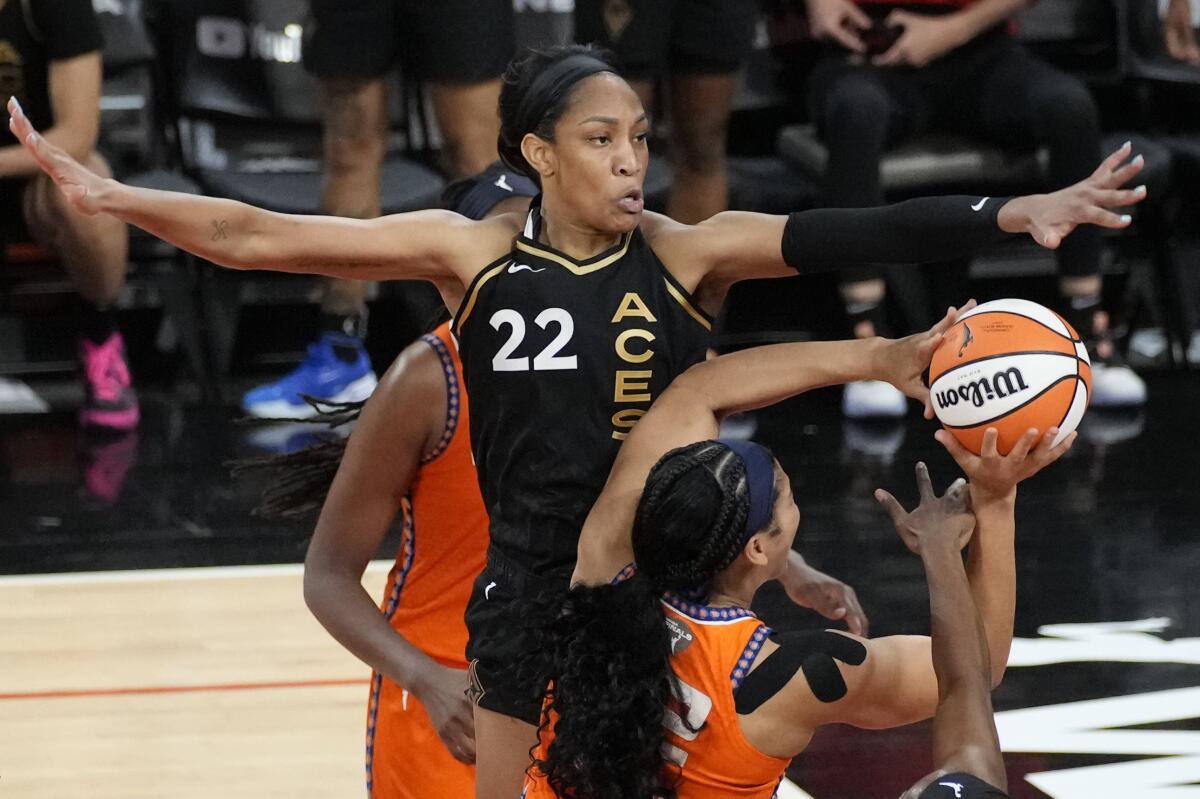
[717,439,776,542]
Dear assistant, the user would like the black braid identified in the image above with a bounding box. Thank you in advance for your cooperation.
[636,442,751,594]
[513,440,774,799]
[227,396,366,519]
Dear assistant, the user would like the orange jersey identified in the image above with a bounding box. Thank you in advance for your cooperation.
[523,594,790,799]
[367,323,489,799]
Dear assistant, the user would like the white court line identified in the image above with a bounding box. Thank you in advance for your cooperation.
[0,560,393,586]
[778,778,815,799]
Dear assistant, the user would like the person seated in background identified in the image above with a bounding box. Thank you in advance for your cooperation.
[1163,0,1200,65]
[573,0,759,224]
[800,0,1148,418]
[0,0,136,429]
[241,0,516,419]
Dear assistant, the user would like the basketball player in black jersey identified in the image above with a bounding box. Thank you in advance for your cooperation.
[10,42,1145,799]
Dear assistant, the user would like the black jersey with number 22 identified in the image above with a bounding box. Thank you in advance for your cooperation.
[453,203,712,579]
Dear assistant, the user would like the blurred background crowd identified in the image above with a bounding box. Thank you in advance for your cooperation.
[0,0,1197,511]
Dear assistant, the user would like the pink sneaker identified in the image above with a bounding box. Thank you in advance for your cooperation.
[79,333,140,430]
[81,430,139,504]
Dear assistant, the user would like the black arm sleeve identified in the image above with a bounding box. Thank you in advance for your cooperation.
[781,196,1013,275]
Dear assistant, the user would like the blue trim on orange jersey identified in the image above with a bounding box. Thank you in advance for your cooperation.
[611,562,638,585]
[365,501,418,795]
[419,332,461,464]
[663,593,758,623]
[730,623,772,691]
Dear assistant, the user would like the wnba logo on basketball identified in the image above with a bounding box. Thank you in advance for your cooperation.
[934,367,1030,410]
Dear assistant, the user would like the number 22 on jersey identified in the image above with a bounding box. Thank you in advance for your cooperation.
[489,308,577,372]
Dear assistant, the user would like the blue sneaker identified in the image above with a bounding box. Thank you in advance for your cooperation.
[241,334,377,419]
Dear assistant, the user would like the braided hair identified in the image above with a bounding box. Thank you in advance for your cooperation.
[227,397,362,519]
[519,441,778,799]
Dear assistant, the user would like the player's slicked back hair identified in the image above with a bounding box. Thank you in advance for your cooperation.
[497,44,619,184]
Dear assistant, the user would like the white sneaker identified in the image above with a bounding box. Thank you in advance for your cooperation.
[842,380,908,419]
[843,419,906,461]
[718,412,758,441]
[1090,363,1147,408]
[0,377,50,413]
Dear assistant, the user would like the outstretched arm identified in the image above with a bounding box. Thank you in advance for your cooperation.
[656,142,1146,293]
[572,308,961,585]
[798,428,1073,737]
[302,340,476,765]
[881,465,1008,793]
[921,518,1009,792]
[7,97,492,284]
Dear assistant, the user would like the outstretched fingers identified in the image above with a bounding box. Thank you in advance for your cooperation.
[874,488,909,528]
[934,428,975,472]
[1007,427,1040,461]
[8,100,55,174]
[1089,141,1133,183]
[980,427,1000,459]
[1092,186,1148,209]
[1105,154,1145,189]
[915,461,936,501]
[1044,430,1078,464]
[1086,205,1133,230]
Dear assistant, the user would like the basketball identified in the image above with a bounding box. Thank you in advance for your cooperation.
[929,299,1092,455]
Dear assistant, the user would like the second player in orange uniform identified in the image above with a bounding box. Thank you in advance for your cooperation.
[304,322,484,798]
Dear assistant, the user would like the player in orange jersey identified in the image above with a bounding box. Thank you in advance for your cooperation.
[250,319,482,798]
[241,174,527,798]
[519,322,1074,798]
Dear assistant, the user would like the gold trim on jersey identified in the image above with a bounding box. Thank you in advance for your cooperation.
[663,279,713,331]
[456,260,512,330]
[514,232,632,276]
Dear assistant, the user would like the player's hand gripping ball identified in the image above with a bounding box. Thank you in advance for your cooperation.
[929,299,1092,455]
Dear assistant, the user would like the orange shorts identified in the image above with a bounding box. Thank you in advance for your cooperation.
[368,672,475,799]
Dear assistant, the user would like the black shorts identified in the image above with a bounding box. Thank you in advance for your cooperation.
[305,0,514,84]
[464,548,572,725]
[0,179,30,244]
[574,0,758,81]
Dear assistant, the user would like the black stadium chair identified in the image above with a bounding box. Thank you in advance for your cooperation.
[150,0,444,216]
[146,0,446,388]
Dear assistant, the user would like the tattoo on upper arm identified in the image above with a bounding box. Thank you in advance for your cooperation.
[211,220,230,241]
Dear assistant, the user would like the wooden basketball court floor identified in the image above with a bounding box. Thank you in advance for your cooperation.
[0,563,819,799]
[0,563,387,798]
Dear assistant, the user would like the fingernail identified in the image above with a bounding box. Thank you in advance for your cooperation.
[1120,214,1132,224]
[1136,184,1147,194]
[1134,154,1144,165]
[1123,140,1131,149]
